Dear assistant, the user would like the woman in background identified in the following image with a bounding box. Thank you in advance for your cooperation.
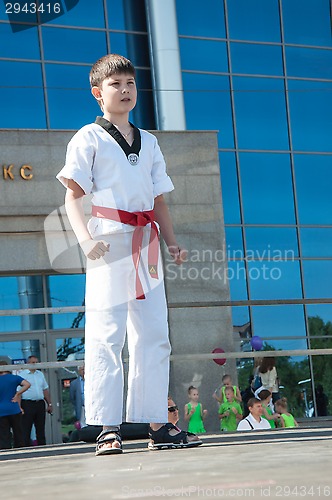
[259,357,280,404]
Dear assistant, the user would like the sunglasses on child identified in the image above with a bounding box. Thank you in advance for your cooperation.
[168,405,178,412]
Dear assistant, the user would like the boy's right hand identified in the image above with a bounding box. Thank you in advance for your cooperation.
[80,239,110,260]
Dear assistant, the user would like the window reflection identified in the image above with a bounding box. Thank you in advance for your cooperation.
[0,340,41,363]
[46,63,96,129]
[231,306,250,326]
[0,23,40,59]
[233,77,289,150]
[248,261,302,300]
[225,227,244,259]
[258,339,308,352]
[288,80,332,153]
[0,61,46,128]
[281,0,332,47]
[183,73,234,149]
[286,47,332,80]
[307,304,332,325]
[47,0,105,28]
[46,63,90,91]
[107,0,126,30]
[294,155,332,224]
[42,27,107,63]
[49,88,95,129]
[176,0,225,37]
[246,228,299,258]
[251,305,306,338]
[231,42,283,76]
[179,38,228,73]
[239,153,295,224]
[301,229,332,258]
[48,275,85,330]
[107,0,147,31]
[303,261,332,299]
[109,33,150,67]
[219,153,241,223]
[56,337,85,361]
[232,306,251,355]
[227,261,248,301]
[0,277,46,333]
[134,70,155,130]
[227,0,281,42]
[307,312,332,415]
[0,278,20,332]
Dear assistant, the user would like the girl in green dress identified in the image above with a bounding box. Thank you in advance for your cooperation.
[258,389,280,429]
[274,398,299,428]
[184,386,208,434]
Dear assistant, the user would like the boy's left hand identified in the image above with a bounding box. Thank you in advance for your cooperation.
[168,245,188,265]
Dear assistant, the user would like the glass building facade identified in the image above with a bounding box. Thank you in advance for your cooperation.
[0,0,331,419]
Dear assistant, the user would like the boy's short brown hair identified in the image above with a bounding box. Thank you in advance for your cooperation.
[224,386,235,394]
[247,397,261,408]
[89,54,135,88]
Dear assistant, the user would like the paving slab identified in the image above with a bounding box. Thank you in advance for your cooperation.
[1,428,332,500]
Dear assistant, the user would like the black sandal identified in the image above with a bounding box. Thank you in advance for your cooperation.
[148,423,202,450]
[95,429,123,456]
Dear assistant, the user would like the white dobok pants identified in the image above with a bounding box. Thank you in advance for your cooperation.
[84,230,170,426]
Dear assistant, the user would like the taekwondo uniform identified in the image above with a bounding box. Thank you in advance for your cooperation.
[57,117,174,425]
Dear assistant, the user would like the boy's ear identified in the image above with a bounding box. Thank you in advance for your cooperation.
[91,86,102,102]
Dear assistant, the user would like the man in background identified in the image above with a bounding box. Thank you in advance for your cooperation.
[20,355,52,446]
[70,365,85,428]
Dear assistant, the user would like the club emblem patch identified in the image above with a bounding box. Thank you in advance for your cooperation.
[128,153,139,166]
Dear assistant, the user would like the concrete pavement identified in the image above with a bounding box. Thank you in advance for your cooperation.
[1,427,331,500]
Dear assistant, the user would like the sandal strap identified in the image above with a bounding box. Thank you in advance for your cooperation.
[96,430,122,445]
[149,423,189,445]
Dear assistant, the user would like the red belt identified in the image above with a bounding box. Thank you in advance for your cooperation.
[91,205,159,300]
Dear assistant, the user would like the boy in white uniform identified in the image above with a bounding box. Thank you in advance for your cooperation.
[57,54,200,455]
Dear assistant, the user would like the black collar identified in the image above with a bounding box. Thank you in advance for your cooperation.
[95,116,141,159]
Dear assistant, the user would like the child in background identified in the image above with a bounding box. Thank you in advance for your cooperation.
[218,386,243,432]
[257,389,280,429]
[213,374,242,404]
[274,398,299,428]
[184,386,208,434]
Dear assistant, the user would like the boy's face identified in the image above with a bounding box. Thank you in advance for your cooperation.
[223,377,231,386]
[91,73,137,117]
[225,389,234,402]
